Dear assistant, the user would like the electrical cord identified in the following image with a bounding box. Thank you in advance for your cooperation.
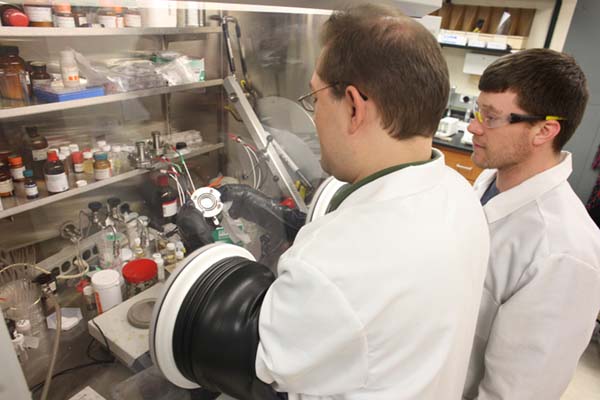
[30,319,114,395]
[40,293,61,400]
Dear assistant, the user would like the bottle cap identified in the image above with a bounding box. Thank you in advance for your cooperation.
[71,151,83,163]
[47,150,59,162]
[134,237,141,246]
[83,285,93,296]
[2,10,29,28]
[112,145,122,152]
[58,153,66,161]
[8,155,22,166]
[166,243,175,251]
[59,145,70,154]
[82,151,93,160]
[69,144,80,152]
[23,169,33,178]
[101,145,111,152]
[152,253,162,260]
[175,250,184,260]
[94,152,108,161]
[96,140,107,147]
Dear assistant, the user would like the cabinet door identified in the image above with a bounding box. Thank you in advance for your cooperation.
[435,146,483,184]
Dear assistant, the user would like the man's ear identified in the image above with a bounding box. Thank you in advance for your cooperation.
[532,120,561,147]
[346,85,367,135]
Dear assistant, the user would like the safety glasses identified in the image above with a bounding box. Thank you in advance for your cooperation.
[473,102,566,129]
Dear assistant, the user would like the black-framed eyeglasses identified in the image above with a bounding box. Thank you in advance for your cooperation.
[297,82,368,113]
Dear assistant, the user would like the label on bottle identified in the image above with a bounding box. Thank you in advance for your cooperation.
[32,78,52,88]
[94,167,112,180]
[61,66,80,87]
[0,178,14,194]
[32,147,49,161]
[162,200,178,217]
[56,15,76,28]
[24,6,53,22]
[45,172,69,193]
[25,183,39,198]
[10,166,25,180]
[97,15,117,28]
[74,163,84,173]
[124,14,141,27]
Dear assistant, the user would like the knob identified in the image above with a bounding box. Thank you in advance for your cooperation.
[88,201,102,212]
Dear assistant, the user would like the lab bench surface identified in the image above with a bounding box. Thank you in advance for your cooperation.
[433,132,483,184]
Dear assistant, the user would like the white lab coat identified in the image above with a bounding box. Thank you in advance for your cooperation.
[463,152,600,400]
[255,150,490,399]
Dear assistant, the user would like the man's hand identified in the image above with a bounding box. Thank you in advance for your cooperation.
[218,184,306,242]
[176,201,215,252]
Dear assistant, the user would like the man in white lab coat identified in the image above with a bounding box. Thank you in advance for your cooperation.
[203,5,490,400]
[164,4,489,400]
[463,49,600,400]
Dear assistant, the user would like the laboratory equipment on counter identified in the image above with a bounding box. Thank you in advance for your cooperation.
[122,259,157,298]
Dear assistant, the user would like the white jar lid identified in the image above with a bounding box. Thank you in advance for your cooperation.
[83,285,94,295]
[92,269,120,289]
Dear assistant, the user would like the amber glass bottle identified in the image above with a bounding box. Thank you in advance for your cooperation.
[23,127,49,179]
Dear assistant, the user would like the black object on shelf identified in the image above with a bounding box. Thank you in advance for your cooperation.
[439,42,512,55]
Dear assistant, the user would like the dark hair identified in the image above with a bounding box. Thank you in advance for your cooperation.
[479,48,589,151]
[318,4,449,139]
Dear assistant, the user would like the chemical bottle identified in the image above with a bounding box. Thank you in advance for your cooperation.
[156,174,178,224]
[132,237,145,259]
[43,150,69,194]
[0,161,14,197]
[60,49,80,88]
[71,151,84,174]
[175,240,186,255]
[152,253,165,282]
[93,152,112,180]
[82,151,94,174]
[23,169,39,199]
[165,243,176,266]
[22,126,48,180]
[8,155,25,183]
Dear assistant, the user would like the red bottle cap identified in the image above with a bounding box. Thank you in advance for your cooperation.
[3,8,29,27]
[71,151,83,163]
[47,150,59,162]
[8,155,22,166]
[122,259,157,284]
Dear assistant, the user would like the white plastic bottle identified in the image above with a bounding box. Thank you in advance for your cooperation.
[60,50,80,88]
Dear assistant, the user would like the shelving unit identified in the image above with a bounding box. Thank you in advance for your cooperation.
[0,26,221,38]
[0,79,224,120]
[0,142,224,220]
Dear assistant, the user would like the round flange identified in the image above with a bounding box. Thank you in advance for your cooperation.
[191,187,224,219]
[306,176,347,223]
[149,243,255,389]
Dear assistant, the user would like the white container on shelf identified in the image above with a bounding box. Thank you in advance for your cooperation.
[91,269,123,314]
[140,0,177,27]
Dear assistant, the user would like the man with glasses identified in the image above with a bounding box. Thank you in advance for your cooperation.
[463,48,600,400]
[210,4,490,400]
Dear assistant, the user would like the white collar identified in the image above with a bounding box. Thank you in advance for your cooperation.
[475,151,573,223]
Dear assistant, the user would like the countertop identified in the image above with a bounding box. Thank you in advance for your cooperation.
[433,130,474,153]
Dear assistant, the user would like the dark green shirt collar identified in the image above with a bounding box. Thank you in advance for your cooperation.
[326,151,439,213]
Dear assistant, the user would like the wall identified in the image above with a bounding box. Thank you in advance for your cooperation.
[562,0,600,202]
[445,0,577,95]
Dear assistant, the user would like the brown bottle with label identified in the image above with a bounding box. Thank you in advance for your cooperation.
[0,45,31,102]
[23,127,49,180]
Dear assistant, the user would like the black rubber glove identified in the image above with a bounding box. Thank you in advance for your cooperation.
[176,201,215,252]
[218,184,306,242]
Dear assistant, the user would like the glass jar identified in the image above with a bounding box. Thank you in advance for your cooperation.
[23,169,39,199]
[71,6,88,27]
[97,7,117,28]
[0,161,14,197]
[93,151,112,180]
[30,62,52,88]
[23,2,53,27]
[124,7,141,27]
[122,259,158,298]
[54,11,75,28]
[0,5,30,27]
[0,46,31,102]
